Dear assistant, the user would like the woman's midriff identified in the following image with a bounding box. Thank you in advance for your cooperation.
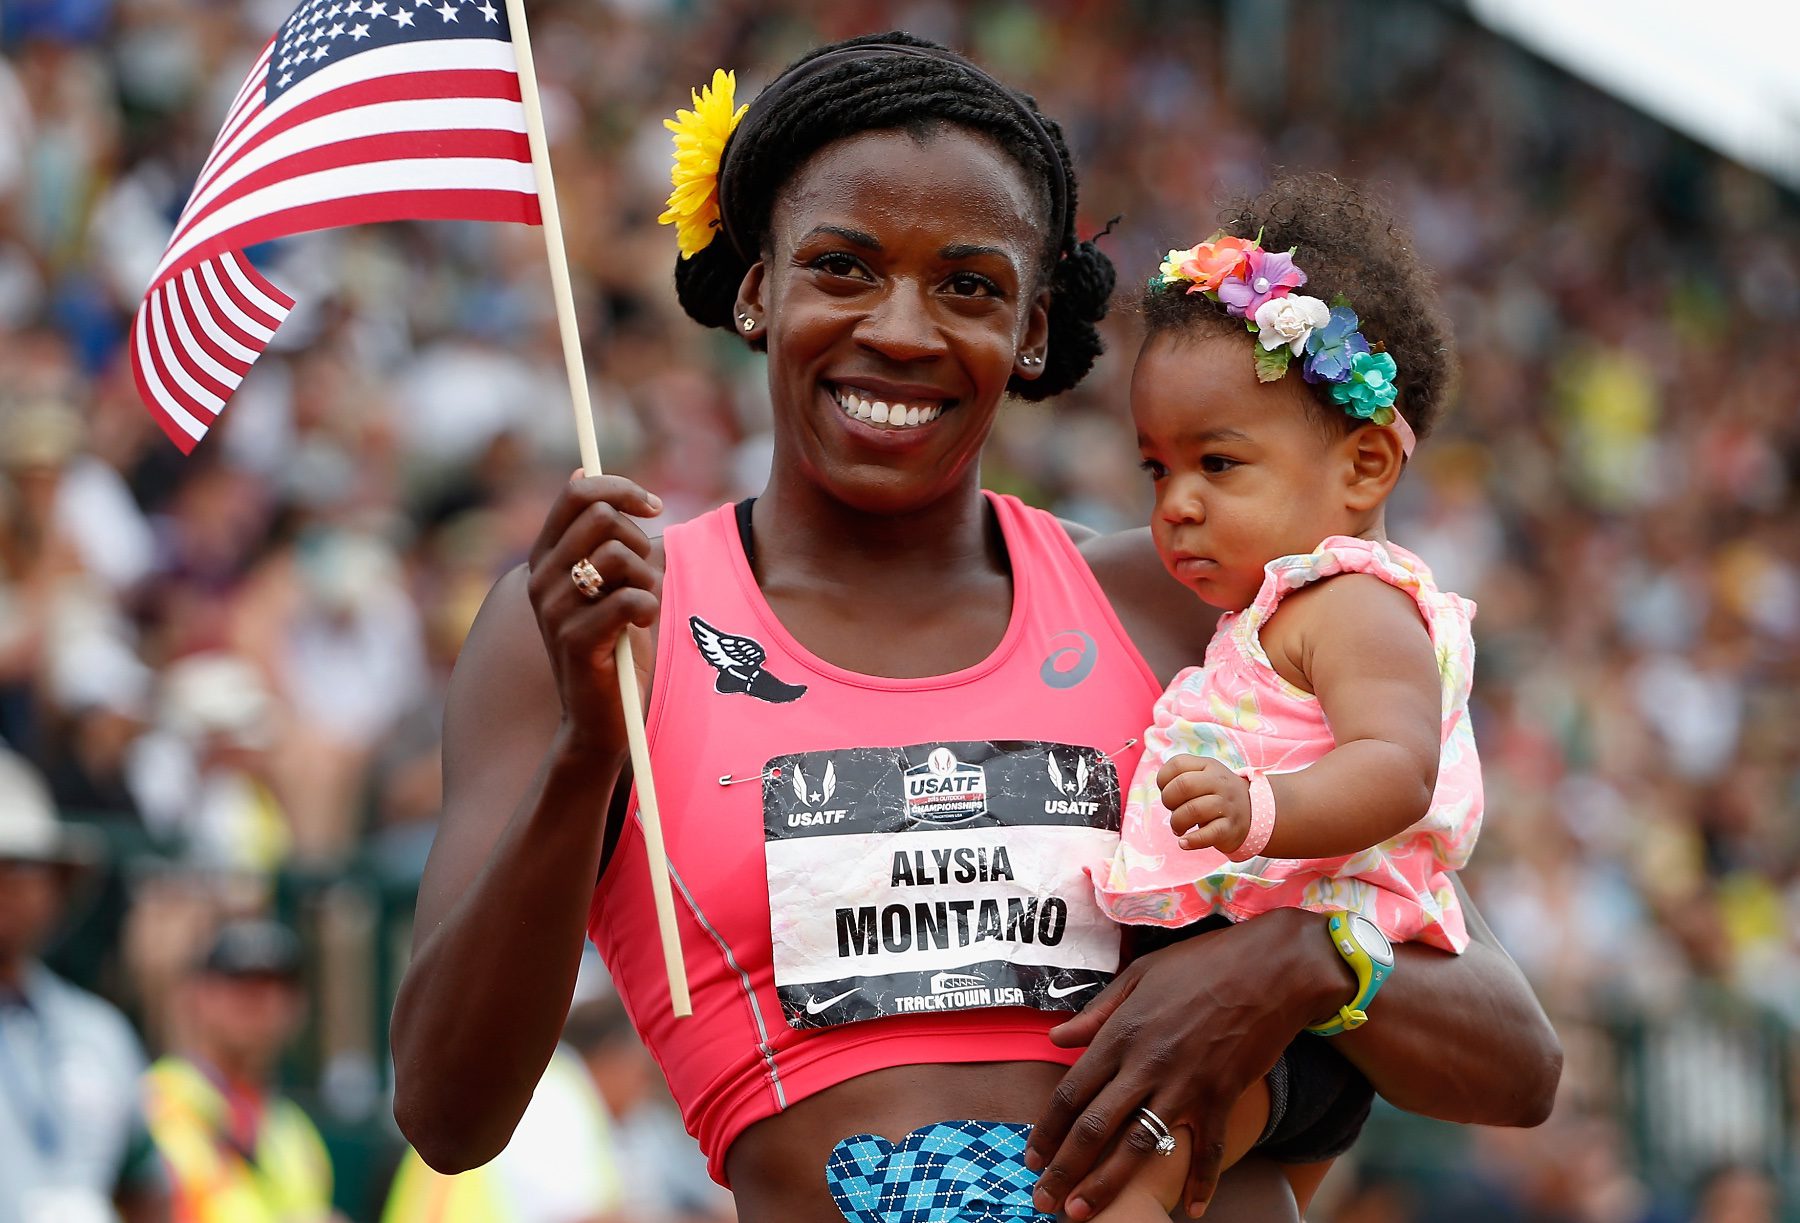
[724,1060,1067,1222]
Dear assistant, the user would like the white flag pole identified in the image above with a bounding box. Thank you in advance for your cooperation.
[503,0,691,1019]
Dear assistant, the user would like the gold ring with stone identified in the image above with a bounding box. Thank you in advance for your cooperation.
[571,559,605,600]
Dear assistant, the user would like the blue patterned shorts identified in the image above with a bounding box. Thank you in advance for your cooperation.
[825,1120,1055,1223]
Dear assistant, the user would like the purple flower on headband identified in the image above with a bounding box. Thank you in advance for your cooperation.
[1216,248,1306,318]
[1301,306,1370,383]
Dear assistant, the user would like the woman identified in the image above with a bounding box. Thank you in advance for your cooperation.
[391,34,1560,1222]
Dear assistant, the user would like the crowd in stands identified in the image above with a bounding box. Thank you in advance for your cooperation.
[1,0,1795,1218]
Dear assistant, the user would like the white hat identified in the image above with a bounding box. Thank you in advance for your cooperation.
[0,748,99,866]
[158,653,273,749]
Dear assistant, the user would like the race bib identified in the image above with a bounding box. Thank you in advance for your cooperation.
[764,739,1123,1030]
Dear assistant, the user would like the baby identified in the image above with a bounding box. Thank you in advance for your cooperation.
[1085,174,1482,1221]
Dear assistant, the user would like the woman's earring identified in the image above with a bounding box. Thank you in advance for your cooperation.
[740,315,756,332]
[1021,354,1042,367]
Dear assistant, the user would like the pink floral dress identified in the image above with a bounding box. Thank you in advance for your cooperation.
[1093,536,1482,952]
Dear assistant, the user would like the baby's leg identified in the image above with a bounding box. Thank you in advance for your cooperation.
[1085,1078,1271,1221]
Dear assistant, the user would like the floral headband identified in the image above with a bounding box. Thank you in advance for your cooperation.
[1150,234,1415,456]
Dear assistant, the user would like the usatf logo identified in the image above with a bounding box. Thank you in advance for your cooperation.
[786,761,849,828]
[1047,750,1089,797]
[794,761,837,807]
[1044,748,1102,817]
[901,748,988,825]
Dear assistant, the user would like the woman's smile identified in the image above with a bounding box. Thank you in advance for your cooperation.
[824,380,956,431]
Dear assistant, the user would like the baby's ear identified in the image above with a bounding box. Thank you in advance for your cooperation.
[1341,422,1407,511]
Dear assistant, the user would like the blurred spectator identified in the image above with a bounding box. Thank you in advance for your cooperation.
[142,920,334,1223]
[562,994,732,1223]
[380,997,630,1223]
[230,528,425,861]
[0,749,167,1223]
[380,970,733,1223]
[1690,1164,1782,1223]
[126,653,286,870]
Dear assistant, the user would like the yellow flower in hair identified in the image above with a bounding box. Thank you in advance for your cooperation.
[658,69,748,259]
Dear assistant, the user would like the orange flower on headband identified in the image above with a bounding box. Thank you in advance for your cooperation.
[1160,234,1258,294]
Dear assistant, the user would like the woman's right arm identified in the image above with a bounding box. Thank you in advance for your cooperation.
[391,475,662,1172]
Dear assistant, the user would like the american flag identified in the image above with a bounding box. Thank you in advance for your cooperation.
[131,0,542,452]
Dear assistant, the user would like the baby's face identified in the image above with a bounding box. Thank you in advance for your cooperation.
[1132,332,1363,611]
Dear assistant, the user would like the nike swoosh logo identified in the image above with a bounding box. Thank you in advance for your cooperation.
[804,987,860,1015]
[1046,980,1101,1000]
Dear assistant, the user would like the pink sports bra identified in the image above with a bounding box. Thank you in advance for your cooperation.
[587,494,1160,1183]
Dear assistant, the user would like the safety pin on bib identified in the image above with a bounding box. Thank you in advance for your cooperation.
[718,767,783,787]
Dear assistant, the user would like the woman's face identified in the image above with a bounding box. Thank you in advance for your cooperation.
[743,126,1051,514]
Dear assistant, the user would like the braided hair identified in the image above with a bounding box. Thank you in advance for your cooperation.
[1143,173,1458,444]
[672,31,1115,402]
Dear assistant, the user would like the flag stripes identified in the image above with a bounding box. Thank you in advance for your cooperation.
[131,1,539,451]
[134,252,295,450]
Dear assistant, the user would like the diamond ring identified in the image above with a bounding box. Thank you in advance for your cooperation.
[1133,1107,1177,1157]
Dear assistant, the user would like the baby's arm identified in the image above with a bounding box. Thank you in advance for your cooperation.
[1163,573,1441,859]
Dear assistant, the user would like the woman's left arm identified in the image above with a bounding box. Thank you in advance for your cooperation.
[1025,880,1561,1217]
[1330,877,1561,1120]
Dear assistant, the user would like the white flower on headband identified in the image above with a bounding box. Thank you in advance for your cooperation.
[1253,294,1331,356]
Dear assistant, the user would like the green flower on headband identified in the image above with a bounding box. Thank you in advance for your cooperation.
[1327,351,1399,417]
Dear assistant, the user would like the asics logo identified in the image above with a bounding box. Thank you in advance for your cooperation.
[1040,630,1097,689]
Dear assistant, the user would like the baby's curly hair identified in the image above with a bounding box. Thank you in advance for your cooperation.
[1143,173,1457,443]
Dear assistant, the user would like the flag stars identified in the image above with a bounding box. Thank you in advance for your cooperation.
[325,3,341,16]
[477,0,497,18]
[368,0,386,12]
[277,71,293,87]
[392,7,414,24]
[345,0,362,11]
[328,22,345,37]
[311,44,330,61]
[350,22,370,38]
[437,1,458,19]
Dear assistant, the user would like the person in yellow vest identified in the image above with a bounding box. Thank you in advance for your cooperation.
[381,996,630,1223]
[143,920,334,1223]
